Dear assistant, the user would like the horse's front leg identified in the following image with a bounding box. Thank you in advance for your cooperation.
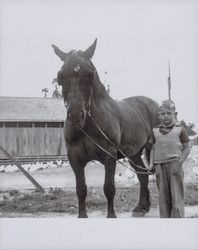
[70,160,88,218]
[104,158,117,218]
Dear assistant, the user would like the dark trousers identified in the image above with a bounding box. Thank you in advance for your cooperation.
[155,160,185,218]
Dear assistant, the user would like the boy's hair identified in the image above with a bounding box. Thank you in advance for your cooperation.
[159,100,176,112]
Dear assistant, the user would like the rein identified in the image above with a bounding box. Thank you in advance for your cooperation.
[79,113,153,175]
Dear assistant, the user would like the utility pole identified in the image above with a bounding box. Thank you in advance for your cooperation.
[168,61,171,101]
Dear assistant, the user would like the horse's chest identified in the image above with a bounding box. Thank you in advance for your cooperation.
[66,131,114,162]
[83,135,110,159]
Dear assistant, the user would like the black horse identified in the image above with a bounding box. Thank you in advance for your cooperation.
[52,39,159,218]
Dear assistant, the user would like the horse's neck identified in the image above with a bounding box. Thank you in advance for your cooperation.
[90,68,119,117]
[91,76,119,120]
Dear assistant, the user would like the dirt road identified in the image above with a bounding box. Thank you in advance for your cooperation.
[0,161,140,190]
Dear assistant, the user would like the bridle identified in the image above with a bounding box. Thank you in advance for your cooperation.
[64,54,94,116]
[84,86,93,116]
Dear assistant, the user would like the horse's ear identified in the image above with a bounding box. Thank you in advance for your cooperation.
[83,39,97,59]
[52,44,67,61]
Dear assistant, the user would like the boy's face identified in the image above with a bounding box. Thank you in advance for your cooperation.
[158,109,176,126]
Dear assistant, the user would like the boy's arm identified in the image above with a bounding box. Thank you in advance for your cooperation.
[178,141,190,165]
[178,127,190,165]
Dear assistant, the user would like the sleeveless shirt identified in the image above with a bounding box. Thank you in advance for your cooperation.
[153,126,183,164]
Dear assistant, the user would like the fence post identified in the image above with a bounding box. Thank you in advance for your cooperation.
[0,145,45,193]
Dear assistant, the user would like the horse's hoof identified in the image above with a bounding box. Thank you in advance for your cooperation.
[133,205,150,214]
[132,211,146,217]
[107,213,117,218]
[78,214,88,218]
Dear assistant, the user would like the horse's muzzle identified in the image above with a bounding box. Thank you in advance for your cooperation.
[67,109,87,128]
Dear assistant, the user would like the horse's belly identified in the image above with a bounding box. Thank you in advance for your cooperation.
[119,128,149,156]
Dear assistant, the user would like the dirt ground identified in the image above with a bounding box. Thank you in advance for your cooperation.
[0,185,198,218]
[0,163,198,218]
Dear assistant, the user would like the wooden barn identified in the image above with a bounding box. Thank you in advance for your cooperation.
[0,97,67,163]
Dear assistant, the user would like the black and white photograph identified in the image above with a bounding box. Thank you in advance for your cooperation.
[0,0,198,249]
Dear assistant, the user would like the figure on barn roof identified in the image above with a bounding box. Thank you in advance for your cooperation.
[41,88,49,98]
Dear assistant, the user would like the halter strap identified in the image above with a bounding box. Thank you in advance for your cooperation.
[85,86,93,115]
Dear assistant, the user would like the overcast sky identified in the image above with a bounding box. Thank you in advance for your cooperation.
[0,0,198,129]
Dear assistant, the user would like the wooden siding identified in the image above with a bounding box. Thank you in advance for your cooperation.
[190,136,198,147]
[0,126,67,159]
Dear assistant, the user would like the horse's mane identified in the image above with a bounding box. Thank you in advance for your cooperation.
[88,60,109,100]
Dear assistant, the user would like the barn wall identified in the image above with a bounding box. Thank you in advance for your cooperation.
[0,125,67,158]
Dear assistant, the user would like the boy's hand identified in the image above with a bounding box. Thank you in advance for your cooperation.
[149,165,155,174]
[177,159,183,166]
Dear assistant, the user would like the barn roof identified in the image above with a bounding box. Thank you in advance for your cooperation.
[0,97,66,122]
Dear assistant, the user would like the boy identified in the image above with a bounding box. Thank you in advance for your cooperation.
[150,100,190,218]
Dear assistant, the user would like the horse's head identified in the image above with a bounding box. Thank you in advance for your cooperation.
[52,39,97,128]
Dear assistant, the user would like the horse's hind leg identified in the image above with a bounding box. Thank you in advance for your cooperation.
[104,158,117,218]
[129,152,151,214]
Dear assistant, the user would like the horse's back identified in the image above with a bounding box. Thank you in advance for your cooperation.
[119,96,159,126]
